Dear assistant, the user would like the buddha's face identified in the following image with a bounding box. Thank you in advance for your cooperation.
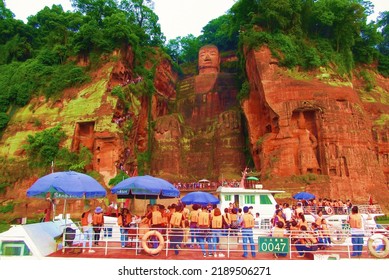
[198,45,220,74]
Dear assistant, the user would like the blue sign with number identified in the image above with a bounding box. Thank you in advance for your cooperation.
[258,237,289,253]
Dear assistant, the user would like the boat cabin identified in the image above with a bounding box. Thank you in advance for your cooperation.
[215,185,285,230]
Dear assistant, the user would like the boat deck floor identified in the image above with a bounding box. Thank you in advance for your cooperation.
[48,243,386,260]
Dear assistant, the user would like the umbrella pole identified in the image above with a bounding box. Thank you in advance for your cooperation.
[52,200,56,221]
[63,198,67,224]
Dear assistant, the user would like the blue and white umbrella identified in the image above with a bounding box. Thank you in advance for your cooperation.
[292,191,315,200]
[181,191,219,206]
[27,171,106,199]
[27,171,106,221]
[111,175,180,199]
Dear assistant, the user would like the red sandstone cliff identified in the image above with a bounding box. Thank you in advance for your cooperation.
[242,46,389,209]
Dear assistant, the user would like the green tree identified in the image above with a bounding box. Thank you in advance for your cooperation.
[256,0,296,33]
[377,11,389,76]
[378,11,389,56]
[0,0,14,19]
[0,112,9,130]
[24,125,66,168]
[71,0,118,25]
[119,0,164,46]
[200,14,238,51]
[55,146,93,172]
[353,21,382,64]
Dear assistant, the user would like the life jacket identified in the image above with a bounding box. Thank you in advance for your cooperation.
[81,211,92,226]
[230,213,237,222]
[152,211,163,225]
[211,215,222,229]
[190,211,199,223]
[198,211,210,227]
[118,213,132,227]
[170,212,183,227]
[92,213,104,226]
[242,213,254,228]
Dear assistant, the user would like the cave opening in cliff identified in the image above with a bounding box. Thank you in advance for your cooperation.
[71,121,96,152]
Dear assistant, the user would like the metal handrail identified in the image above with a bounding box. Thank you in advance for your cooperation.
[59,224,389,259]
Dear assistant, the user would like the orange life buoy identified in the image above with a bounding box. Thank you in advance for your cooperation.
[141,230,164,255]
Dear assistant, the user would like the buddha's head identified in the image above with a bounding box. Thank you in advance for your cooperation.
[198,44,220,74]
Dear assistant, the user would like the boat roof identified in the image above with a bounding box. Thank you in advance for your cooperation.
[215,186,285,195]
[0,218,74,258]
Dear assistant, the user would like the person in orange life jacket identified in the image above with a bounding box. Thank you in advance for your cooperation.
[229,208,239,236]
[272,221,287,257]
[240,206,256,258]
[169,204,185,255]
[221,208,231,236]
[197,205,211,257]
[92,206,104,245]
[159,204,169,236]
[118,208,132,248]
[210,207,224,257]
[189,204,200,248]
[294,225,318,257]
[147,204,164,249]
[81,207,95,253]
[348,205,364,257]
[181,203,191,247]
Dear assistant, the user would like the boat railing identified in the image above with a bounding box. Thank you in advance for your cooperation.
[58,224,389,259]
[302,204,383,216]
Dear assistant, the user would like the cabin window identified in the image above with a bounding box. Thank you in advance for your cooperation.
[0,241,31,256]
[244,195,255,204]
[224,195,232,201]
[259,195,272,204]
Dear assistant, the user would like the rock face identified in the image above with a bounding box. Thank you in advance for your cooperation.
[2,44,389,220]
[151,45,246,181]
[242,46,389,208]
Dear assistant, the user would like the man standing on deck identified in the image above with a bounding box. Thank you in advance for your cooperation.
[240,206,256,258]
[348,205,364,257]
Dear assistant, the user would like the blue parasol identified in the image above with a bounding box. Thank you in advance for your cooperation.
[111,175,180,199]
[27,171,106,221]
[27,171,106,199]
[180,191,220,206]
[293,191,315,200]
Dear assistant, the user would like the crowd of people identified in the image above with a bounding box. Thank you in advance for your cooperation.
[80,201,260,258]
[79,196,365,258]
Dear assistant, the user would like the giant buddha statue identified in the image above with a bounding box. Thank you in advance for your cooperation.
[151,44,246,181]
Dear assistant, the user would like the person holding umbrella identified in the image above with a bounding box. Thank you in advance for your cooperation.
[92,206,104,245]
